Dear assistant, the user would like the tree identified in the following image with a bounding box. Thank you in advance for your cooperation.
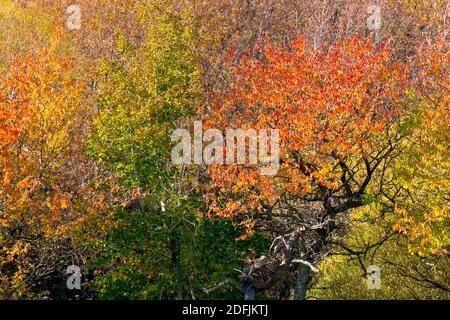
[1,0,448,301]
[381,33,449,256]
[203,35,409,299]
[0,29,89,298]
[86,10,202,299]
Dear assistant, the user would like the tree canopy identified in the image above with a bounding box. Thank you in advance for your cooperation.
[0,0,448,300]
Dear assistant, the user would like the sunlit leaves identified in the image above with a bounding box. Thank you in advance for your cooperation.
[0,29,86,298]
[205,36,408,222]
[387,34,450,256]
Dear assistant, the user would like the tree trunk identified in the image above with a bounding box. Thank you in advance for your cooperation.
[294,263,311,300]
[169,233,183,300]
[243,281,256,300]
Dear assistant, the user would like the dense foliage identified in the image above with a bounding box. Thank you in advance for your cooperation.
[0,0,448,300]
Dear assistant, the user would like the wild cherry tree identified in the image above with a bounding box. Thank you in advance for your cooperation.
[204,35,409,299]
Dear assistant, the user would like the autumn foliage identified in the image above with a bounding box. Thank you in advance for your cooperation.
[0,29,88,297]
[205,36,409,221]
[0,0,448,300]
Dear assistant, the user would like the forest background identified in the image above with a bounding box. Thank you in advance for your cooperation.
[0,0,448,300]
